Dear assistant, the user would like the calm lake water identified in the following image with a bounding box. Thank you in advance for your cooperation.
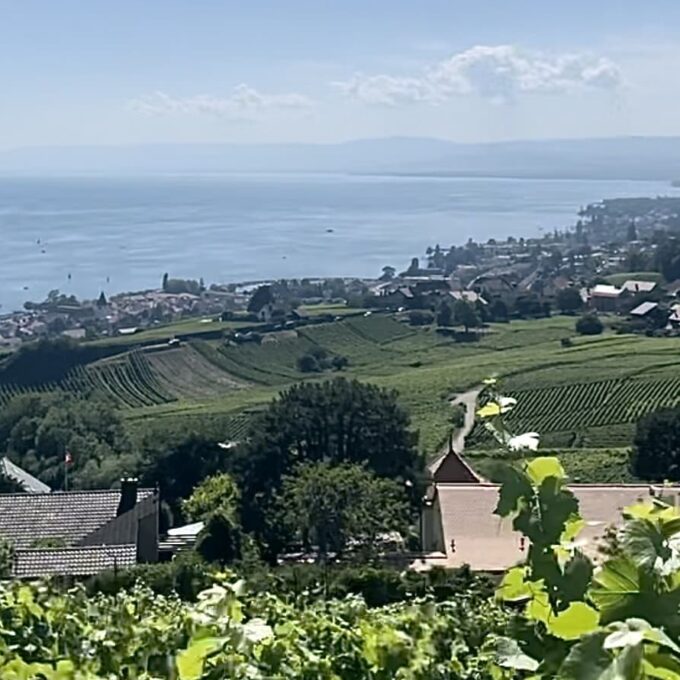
[0,173,676,312]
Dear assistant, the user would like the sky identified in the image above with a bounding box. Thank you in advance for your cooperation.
[2,0,680,149]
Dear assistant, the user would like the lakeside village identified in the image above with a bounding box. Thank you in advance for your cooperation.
[4,195,680,349]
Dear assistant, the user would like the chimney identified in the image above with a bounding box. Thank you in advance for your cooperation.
[117,477,138,516]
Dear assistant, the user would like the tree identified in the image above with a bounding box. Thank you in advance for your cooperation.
[436,301,452,327]
[247,285,274,314]
[0,393,132,491]
[631,407,680,480]
[556,287,583,315]
[407,310,434,326]
[575,313,604,336]
[229,378,422,560]
[297,353,321,373]
[278,462,410,560]
[162,273,169,291]
[380,266,396,281]
[183,473,242,563]
[453,299,480,333]
[139,432,228,523]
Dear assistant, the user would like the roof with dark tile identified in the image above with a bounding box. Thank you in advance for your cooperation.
[0,489,155,549]
[13,544,137,578]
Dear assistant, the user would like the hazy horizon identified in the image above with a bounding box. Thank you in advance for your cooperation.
[4,1,680,151]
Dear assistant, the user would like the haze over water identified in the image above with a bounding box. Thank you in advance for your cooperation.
[0,173,675,312]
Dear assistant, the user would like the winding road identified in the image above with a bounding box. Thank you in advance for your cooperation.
[449,388,482,454]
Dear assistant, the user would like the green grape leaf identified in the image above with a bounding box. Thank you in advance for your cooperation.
[176,637,225,680]
[642,652,680,679]
[477,402,502,419]
[494,636,539,672]
[491,465,533,518]
[526,457,565,486]
[590,557,641,618]
[526,589,551,624]
[558,632,611,679]
[560,552,594,603]
[497,567,531,602]
[600,643,643,680]
[620,519,669,569]
[546,602,599,641]
[561,517,586,543]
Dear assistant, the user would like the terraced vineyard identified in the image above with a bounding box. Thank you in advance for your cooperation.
[145,345,246,399]
[215,334,317,384]
[7,313,680,467]
[65,352,176,408]
[470,375,680,449]
[0,382,63,406]
[344,315,414,344]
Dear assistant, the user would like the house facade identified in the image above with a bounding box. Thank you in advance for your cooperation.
[417,482,678,571]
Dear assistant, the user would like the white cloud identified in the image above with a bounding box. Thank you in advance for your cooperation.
[334,73,442,106]
[129,84,314,118]
[337,45,622,106]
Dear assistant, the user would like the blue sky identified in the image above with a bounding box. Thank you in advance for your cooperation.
[2,0,680,148]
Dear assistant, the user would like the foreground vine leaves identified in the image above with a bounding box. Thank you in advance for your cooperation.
[3,381,680,677]
[479,378,680,679]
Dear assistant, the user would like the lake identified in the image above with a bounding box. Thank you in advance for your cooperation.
[0,173,675,312]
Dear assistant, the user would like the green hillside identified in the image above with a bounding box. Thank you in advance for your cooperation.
[4,313,680,470]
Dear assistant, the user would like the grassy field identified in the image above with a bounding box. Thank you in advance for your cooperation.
[6,311,680,481]
[604,271,665,286]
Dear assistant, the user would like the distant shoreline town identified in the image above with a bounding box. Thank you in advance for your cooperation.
[3,195,680,348]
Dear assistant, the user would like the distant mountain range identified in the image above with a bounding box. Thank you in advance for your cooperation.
[2,136,680,181]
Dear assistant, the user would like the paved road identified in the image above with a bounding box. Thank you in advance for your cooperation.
[449,388,482,454]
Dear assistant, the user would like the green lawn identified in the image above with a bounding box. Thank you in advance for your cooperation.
[604,271,665,286]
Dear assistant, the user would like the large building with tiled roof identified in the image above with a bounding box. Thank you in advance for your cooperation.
[0,479,159,578]
[418,482,679,572]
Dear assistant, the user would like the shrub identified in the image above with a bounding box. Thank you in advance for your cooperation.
[297,349,348,373]
[575,313,604,335]
[408,310,434,326]
[87,552,214,600]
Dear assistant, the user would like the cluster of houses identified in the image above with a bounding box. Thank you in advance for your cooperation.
[371,254,679,331]
[0,289,244,349]
[586,278,680,330]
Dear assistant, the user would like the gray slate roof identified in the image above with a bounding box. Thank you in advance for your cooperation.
[13,544,137,578]
[630,301,659,317]
[0,489,154,549]
[0,457,50,494]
